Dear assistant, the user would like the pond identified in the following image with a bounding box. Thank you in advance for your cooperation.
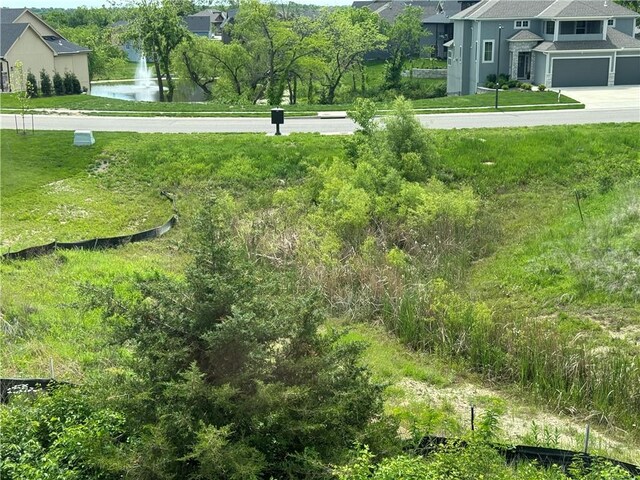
[90,80,206,102]
[90,56,206,103]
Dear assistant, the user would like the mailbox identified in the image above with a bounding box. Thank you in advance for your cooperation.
[270,108,284,135]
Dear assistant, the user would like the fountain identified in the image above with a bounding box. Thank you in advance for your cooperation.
[90,55,205,102]
[90,55,160,102]
[133,55,154,101]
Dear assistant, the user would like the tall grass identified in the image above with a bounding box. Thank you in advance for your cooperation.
[376,281,640,434]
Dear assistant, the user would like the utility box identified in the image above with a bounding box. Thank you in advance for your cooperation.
[74,130,95,146]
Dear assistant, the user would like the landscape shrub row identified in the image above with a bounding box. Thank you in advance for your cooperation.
[25,69,83,98]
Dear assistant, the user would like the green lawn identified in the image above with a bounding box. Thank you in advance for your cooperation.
[0,90,580,117]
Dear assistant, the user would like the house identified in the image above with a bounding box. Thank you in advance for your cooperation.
[0,8,90,92]
[185,15,213,38]
[446,0,640,95]
[190,9,227,39]
[111,20,141,62]
[353,0,480,59]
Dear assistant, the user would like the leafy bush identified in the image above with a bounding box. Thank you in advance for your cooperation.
[63,71,74,94]
[53,71,64,95]
[26,71,38,98]
[384,96,435,180]
[348,97,378,135]
[399,79,447,100]
[538,84,546,91]
[521,83,532,91]
[0,385,128,479]
[486,81,496,89]
[39,69,52,96]
[501,84,510,90]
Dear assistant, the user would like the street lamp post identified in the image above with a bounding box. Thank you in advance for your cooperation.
[495,24,503,109]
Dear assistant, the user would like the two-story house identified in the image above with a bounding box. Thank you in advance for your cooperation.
[1,8,90,92]
[446,0,640,95]
[353,1,481,59]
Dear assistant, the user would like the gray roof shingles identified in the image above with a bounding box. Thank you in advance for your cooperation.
[353,1,465,24]
[43,36,90,54]
[0,8,25,24]
[185,15,210,34]
[452,0,639,20]
[507,29,543,41]
[0,22,28,56]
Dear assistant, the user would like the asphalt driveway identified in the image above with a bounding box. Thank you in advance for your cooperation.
[557,85,640,110]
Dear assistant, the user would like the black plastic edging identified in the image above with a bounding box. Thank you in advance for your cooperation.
[418,435,639,476]
[1,192,178,261]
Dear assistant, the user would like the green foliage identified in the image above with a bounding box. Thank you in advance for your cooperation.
[316,7,387,104]
[53,71,65,95]
[383,7,429,89]
[348,97,378,135]
[63,71,75,94]
[26,71,38,98]
[59,24,127,81]
[384,96,435,180]
[0,385,128,479]
[538,84,547,91]
[84,194,389,478]
[127,0,191,102]
[173,35,219,99]
[39,69,52,97]
[230,0,322,105]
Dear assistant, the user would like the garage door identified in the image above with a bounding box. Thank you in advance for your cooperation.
[552,58,609,87]
[615,57,640,85]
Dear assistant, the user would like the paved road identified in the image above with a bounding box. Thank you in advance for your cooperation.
[2,106,638,134]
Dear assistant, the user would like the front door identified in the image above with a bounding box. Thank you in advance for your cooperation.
[517,52,531,80]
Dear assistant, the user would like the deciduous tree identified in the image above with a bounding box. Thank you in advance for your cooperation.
[383,6,429,89]
[231,0,320,105]
[128,0,191,102]
[317,7,386,104]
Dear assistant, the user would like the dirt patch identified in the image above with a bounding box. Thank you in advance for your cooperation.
[44,180,76,194]
[48,205,90,223]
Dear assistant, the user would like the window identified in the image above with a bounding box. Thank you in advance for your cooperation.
[559,20,603,35]
[587,20,603,33]
[608,19,615,27]
[546,21,555,35]
[447,48,453,66]
[560,21,574,34]
[514,20,530,29]
[483,40,494,63]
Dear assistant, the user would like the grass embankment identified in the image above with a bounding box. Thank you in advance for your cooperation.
[0,90,580,117]
[2,124,639,463]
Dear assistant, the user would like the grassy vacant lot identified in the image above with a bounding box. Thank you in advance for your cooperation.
[0,90,580,117]
[2,123,639,463]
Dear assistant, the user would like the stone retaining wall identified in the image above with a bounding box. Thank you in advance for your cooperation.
[402,68,448,79]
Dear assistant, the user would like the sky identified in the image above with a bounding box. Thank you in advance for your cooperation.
[1,0,354,7]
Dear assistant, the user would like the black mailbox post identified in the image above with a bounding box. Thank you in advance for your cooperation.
[271,108,284,135]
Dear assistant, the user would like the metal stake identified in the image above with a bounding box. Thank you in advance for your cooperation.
[584,424,590,453]
[495,25,503,109]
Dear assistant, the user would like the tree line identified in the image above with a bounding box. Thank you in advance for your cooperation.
[44,0,429,104]
[143,0,426,104]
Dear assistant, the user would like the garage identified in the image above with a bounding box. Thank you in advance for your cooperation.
[615,56,640,85]
[552,58,609,87]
